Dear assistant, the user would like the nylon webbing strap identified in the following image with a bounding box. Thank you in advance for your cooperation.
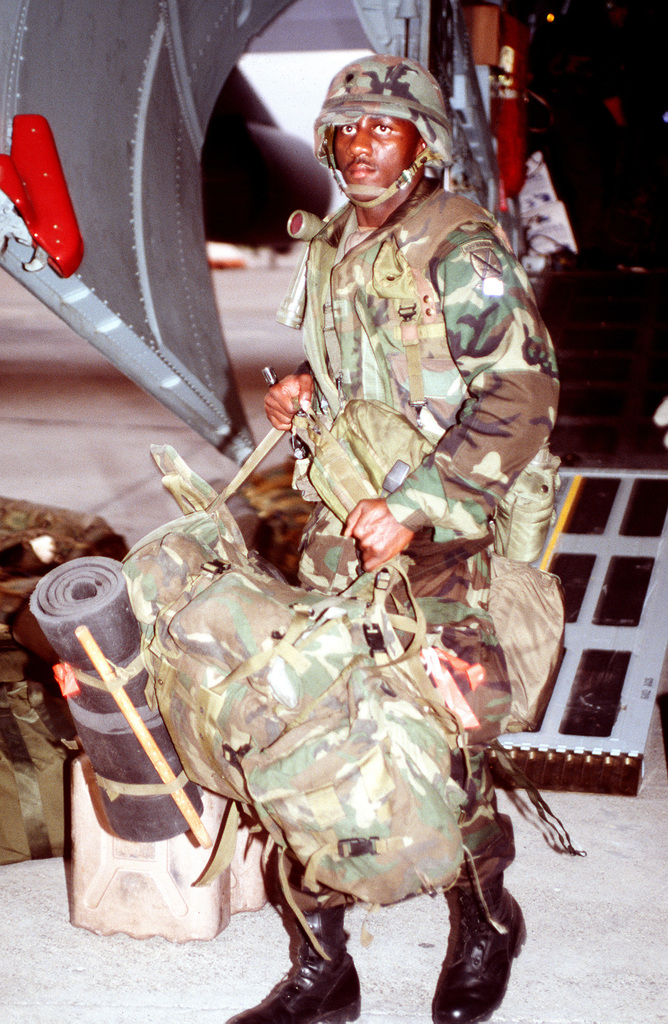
[335,150,432,209]
[211,426,285,509]
[277,847,330,961]
[210,611,312,694]
[73,652,146,693]
[400,321,427,413]
[322,295,342,384]
[95,768,190,800]
[196,800,241,887]
[490,740,587,858]
[287,655,364,731]
[303,835,407,894]
[385,561,428,664]
[0,685,53,859]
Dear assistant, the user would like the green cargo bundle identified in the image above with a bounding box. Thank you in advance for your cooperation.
[0,635,76,865]
[1,496,124,865]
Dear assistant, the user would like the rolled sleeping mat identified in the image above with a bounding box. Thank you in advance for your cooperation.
[30,556,203,842]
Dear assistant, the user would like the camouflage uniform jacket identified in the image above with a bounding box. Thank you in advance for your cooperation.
[299,179,560,550]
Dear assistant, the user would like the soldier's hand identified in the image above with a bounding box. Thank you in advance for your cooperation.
[264,373,314,430]
[344,498,415,572]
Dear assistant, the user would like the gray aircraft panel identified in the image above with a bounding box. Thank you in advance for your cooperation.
[0,0,294,462]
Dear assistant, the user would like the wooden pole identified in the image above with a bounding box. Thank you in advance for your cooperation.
[75,625,212,849]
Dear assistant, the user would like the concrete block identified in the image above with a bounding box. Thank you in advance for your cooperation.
[70,755,267,942]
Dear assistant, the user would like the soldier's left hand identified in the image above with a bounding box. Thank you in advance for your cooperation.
[344,498,414,571]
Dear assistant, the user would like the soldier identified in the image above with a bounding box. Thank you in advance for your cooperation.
[230,54,559,1024]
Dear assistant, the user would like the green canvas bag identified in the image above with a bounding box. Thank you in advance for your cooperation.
[295,399,433,522]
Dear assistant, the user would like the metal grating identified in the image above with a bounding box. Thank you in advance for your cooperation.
[493,468,668,795]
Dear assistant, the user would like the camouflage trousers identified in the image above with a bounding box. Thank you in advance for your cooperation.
[288,507,516,911]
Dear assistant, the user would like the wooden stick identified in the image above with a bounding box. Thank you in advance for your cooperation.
[74,625,212,849]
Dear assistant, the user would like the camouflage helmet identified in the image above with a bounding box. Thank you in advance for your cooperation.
[314,54,452,170]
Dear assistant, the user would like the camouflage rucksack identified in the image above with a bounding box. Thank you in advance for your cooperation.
[123,446,468,914]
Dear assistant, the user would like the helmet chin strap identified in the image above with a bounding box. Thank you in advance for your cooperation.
[332,149,432,209]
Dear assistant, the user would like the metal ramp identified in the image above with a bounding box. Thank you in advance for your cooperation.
[493,468,668,795]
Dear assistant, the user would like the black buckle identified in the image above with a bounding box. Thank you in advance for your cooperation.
[363,622,387,654]
[374,567,392,591]
[337,837,380,858]
[201,559,231,574]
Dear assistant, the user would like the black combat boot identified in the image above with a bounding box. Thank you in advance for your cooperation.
[432,884,526,1024]
[227,904,361,1024]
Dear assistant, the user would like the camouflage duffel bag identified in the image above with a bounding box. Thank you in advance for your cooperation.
[123,446,467,907]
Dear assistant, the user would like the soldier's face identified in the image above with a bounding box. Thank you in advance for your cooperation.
[334,115,425,189]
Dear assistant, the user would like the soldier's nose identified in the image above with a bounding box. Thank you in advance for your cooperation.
[350,128,372,153]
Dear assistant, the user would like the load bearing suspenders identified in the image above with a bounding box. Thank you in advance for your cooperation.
[323,293,436,426]
[320,208,456,423]
[397,301,429,426]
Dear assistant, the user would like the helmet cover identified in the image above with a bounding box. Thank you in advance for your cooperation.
[314,54,452,170]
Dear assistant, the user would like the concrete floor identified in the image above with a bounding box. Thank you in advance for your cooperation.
[1,264,667,1024]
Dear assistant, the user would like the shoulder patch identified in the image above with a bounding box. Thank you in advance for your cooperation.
[466,246,503,281]
[460,238,497,254]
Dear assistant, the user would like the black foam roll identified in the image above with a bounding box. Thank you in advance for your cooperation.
[30,557,203,842]
[29,556,138,667]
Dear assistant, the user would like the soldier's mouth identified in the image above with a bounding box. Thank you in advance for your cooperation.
[344,159,376,179]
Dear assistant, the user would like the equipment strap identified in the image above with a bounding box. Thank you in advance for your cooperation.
[333,149,433,209]
[95,768,191,801]
[211,427,286,509]
[401,319,427,417]
[196,799,241,887]
[71,652,146,693]
[490,740,587,858]
[303,835,407,894]
[277,846,330,960]
[210,610,312,695]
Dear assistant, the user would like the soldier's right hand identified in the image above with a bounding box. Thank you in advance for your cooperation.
[265,372,314,430]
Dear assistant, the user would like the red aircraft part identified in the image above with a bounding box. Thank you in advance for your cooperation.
[493,13,530,201]
[0,114,84,277]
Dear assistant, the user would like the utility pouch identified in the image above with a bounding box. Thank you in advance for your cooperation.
[293,399,432,522]
[493,445,561,563]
